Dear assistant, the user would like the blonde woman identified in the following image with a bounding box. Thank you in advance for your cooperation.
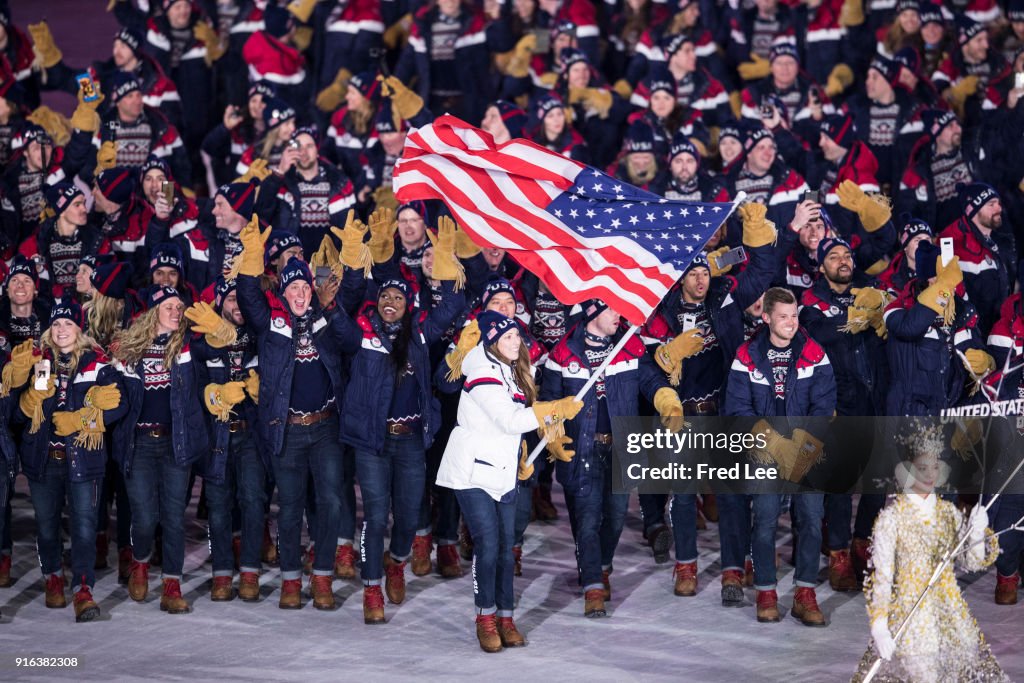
[110,287,209,615]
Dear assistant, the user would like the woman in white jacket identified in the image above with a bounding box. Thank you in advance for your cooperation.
[437,310,582,653]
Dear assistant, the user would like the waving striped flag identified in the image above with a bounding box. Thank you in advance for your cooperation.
[393,116,734,325]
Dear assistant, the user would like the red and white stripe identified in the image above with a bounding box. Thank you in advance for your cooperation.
[393,116,686,325]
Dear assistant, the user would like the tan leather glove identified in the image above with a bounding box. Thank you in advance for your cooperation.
[330,209,372,275]
[653,387,686,432]
[518,442,535,480]
[368,206,397,263]
[204,381,247,422]
[382,13,412,50]
[839,0,865,26]
[787,428,825,482]
[27,105,72,146]
[851,286,888,312]
[380,75,424,123]
[185,302,238,348]
[951,418,983,458]
[84,384,121,410]
[836,180,891,232]
[917,256,962,325]
[444,319,480,381]
[569,87,612,118]
[546,435,576,463]
[193,22,225,67]
[235,157,271,183]
[28,21,63,68]
[372,184,398,212]
[739,202,777,248]
[454,222,481,259]
[1,340,38,396]
[738,53,771,81]
[946,75,979,118]
[53,408,91,436]
[244,369,260,404]
[310,233,343,279]
[236,215,273,277]
[825,64,854,98]
[96,141,117,171]
[70,83,104,133]
[749,419,810,482]
[427,216,464,286]
[19,374,56,434]
[654,329,704,385]
[315,67,352,113]
[612,79,633,99]
[504,33,536,78]
[707,246,733,277]
[964,349,995,377]
[532,396,584,426]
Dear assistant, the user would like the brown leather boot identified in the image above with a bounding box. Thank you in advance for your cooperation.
[0,553,12,587]
[310,574,335,610]
[512,545,523,577]
[303,545,315,575]
[95,532,109,570]
[160,578,190,614]
[45,573,67,608]
[828,549,858,592]
[602,569,611,600]
[584,589,607,618]
[279,578,302,609]
[458,521,474,561]
[73,582,100,622]
[363,585,385,624]
[334,544,357,579]
[647,525,672,564]
[476,614,503,652]
[238,572,260,602]
[210,575,235,602]
[128,561,149,602]
[497,616,526,647]
[117,547,133,584]
[437,544,463,578]
[410,534,432,576]
[721,569,744,606]
[996,573,1019,605]
[743,558,754,587]
[383,552,406,605]
[261,521,277,565]
[756,589,780,623]
[533,485,558,521]
[673,562,697,597]
[851,538,871,583]
[791,586,826,627]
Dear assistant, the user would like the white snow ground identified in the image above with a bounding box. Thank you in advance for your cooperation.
[0,479,1020,683]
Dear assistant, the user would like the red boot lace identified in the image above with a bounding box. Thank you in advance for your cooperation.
[795,587,820,611]
[364,585,385,609]
[756,589,778,609]
[476,614,499,635]
[163,580,183,599]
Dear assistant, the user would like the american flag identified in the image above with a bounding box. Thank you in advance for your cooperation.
[393,116,735,325]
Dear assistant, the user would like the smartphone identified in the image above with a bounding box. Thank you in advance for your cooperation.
[682,313,697,332]
[34,359,50,391]
[940,237,954,267]
[532,27,551,54]
[803,190,820,204]
[808,86,821,105]
[760,103,773,119]
[714,246,747,270]
[314,266,332,288]
[77,73,100,103]
[287,138,300,151]
[161,181,174,205]
[1016,72,1024,90]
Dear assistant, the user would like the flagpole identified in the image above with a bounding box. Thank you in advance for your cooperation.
[524,192,749,468]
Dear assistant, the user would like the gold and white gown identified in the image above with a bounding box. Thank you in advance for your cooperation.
[851,494,1007,683]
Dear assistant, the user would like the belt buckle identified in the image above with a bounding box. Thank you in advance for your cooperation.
[228,422,241,433]
[300,413,314,426]
[387,423,400,435]
[50,450,66,462]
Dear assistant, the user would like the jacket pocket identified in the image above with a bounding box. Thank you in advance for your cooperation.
[469,458,507,491]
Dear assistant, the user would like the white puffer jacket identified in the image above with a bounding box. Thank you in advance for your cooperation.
[436,345,540,502]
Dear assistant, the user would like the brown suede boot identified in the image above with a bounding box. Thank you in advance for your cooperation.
[438,544,463,578]
[363,585,385,624]
[128,561,149,602]
[384,552,407,605]
[476,614,503,652]
[743,558,754,587]
[160,578,190,614]
[73,582,100,622]
[210,575,235,602]
[851,538,871,582]
[95,532,109,570]
[0,553,12,587]
[673,562,697,597]
[117,547,132,584]
[584,589,607,618]
[996,573,1019,605]
[756,589,780,623]
[238,572,260,602]
[602,570,611,600]
[791,586,826,627]
[279,578,302,609]
[533,485,558,521]
[828,549,858,592]
[497,616,526,647]
[303,545,315,575]
[261,520,277,565]
[721,569,744,607]
[44,573,67,608]
[334,544,357,579]
[310,574,335,610]
[410,534,432,576]
[458,521,474,561]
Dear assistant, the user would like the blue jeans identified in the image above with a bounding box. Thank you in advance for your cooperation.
[751,493,824,590]
[826,493,887,550]
[670,494,698,563]
[994,494,1024,577]
[0,472,11,557]
[97,453,132,548]
[456,487,516,615]
[336,445,357,545]
[28,463,100,589]
[639,493,668,533]
[513,479,533,547]
[563,443,629,591]
[717,494,752,573]
[271,416,344,580]
[206,430,268,575]
[355,433,425,584]
[125,434,191,579]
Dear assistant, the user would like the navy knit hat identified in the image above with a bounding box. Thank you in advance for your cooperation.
[817,236,851,263]
[663,33,695,59]
[719,122,742,143]
[922,109,957,140]
[348,70,380,103]
[869,56,901,86]
[895,0,920,14]
[743,124,774,152]
[216,180,258,218]
[892,48,921,77]
[490,100,527,139]
[919,2,944,25]
[1009,0,1024,22]
[959,182,999,221]
[481,278,517,309]
[213,276,237,311]
[625,120,656,153]
[140,155,171,180]
[110,71,142,103]
[279,256,312,291]
[477,309,518,346]
[248,81,276,101]
[266,231,302,263]
[45,182,84,217]
[684,252,710,275]
[50,298,85,330]
[378,278,412,303]
[769,43,800,64]
[582,299,609,322]
[91,261,134,299]
[375,99,402,134]
[264,4,293,38]
[114,26,143,56]
[80,253,116,271]
[18,123,53,149]
[263,97,296,130]
[560,47,589,72]
[150,242,184,278]
[147,285,182,309]
[669,130,700,162]
[956,14,983,47]
[396,200,429,224]
[899,215,934,247]
[96,167,137,205]
[915,240,940,280]
[820,113,856,147]
[6,254,38,287]
[535,92,565,122]
[551,20,576,39]
[639,66,677,100]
